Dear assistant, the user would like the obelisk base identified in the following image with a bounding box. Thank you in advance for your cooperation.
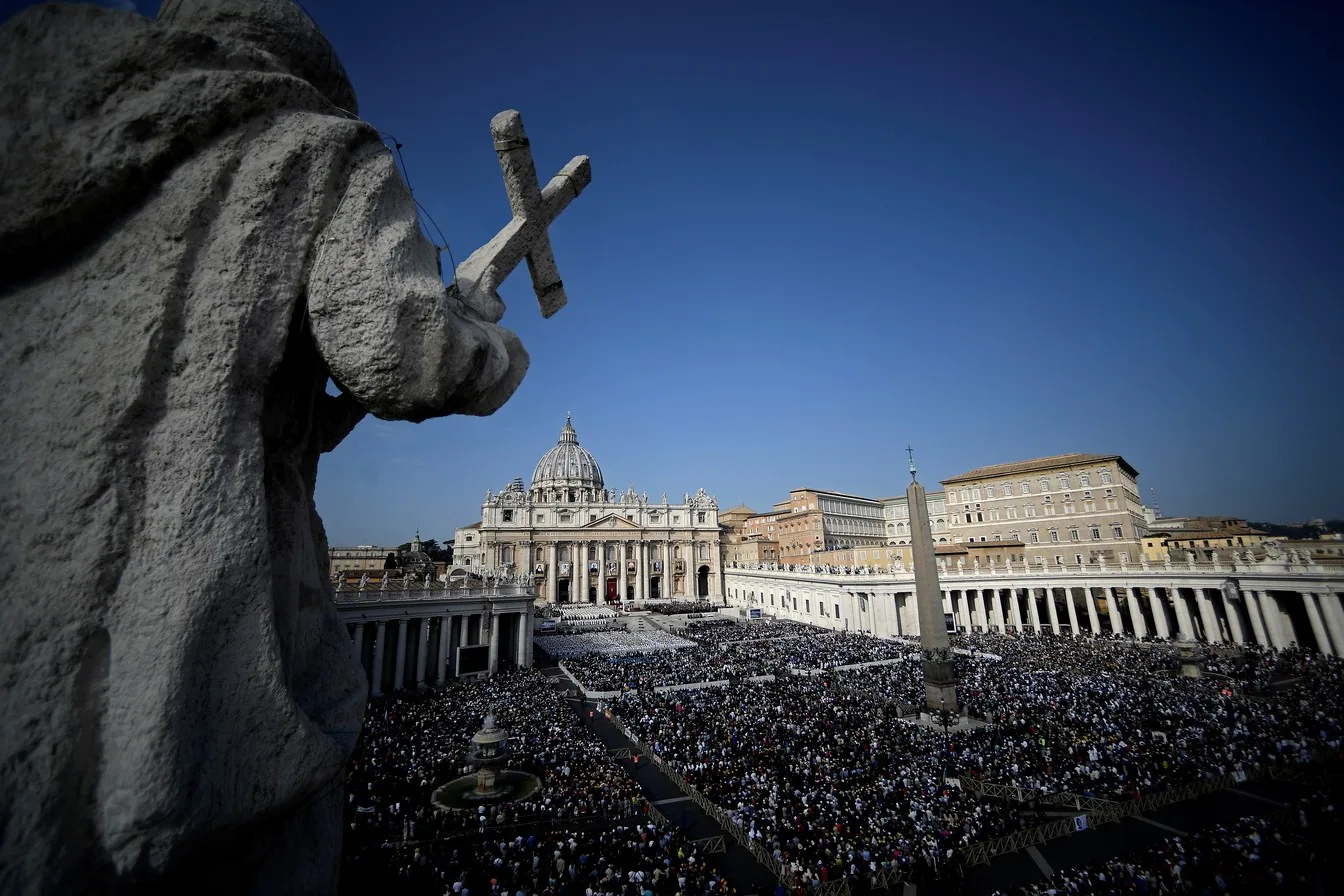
[923,655,959,714]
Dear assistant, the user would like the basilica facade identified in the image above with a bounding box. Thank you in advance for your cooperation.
[452,416,722,603]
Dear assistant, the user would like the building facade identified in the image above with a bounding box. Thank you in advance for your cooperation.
[452,417,722,603]
[940,454,1146,566]
[881,491,950,567]
[1142,517,1271,562]
[742,488,886,566]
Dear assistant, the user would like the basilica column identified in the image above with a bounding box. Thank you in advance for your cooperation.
[1222,593,1246,645]
[578,542,589,604]
[617,541,628,602]
[1242,590,1271,648]
[1146,589,1170,639]
[638,542,649,601]
[371,620,387,696]
[393,620,408,691]
[415,617,430,687]
[545,543,558,603]
[516,612,531,668]
[1302,593,1335,656]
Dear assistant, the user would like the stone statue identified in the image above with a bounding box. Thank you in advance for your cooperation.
[358,572,370,591]
[0,1,591,891]
[380,573,390,591]
[661,492,667,504]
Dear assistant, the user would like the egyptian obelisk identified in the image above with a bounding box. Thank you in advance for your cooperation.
[907,448,958,711]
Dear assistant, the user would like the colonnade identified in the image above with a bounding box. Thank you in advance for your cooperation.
[725,570,1344,656]
[344,609,532,697]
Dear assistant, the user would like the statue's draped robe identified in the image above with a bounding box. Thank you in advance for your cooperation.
[0,5,527,892]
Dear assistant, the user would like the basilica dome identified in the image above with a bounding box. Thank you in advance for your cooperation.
[531,415,604,495]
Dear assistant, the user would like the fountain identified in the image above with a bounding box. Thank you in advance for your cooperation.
[431,712,542,811]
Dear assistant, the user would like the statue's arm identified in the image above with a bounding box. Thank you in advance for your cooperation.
[307,144,529,423]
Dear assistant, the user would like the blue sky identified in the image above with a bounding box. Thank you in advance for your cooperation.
[51,1,1344,542]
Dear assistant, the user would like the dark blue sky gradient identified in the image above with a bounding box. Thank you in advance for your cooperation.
[49,2,1344,541]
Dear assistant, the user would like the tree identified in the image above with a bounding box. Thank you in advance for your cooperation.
[383,552,399,569]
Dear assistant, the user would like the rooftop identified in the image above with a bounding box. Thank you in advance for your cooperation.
[942,453,1139,484]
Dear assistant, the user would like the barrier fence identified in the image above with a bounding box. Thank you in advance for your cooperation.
[960,756,1331,867]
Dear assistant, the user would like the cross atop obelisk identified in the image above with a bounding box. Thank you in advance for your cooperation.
[454,110,592,323]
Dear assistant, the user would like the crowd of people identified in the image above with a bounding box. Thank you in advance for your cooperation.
[339,615,1342,894]
[340,669,724,894]
[535,630,697,660]
[991,788,1340,894]
[606,630,1344,887]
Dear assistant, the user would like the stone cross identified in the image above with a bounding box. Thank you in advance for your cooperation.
[455,110,592,320]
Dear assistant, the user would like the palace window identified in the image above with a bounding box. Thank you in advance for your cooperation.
[1079,472,1090,487]
[1021,480,1031,494]
[502,509,513,522]
[986,485,996,497]
[1003,483,1013,496]
[1025,505,1036,517]
[1100,470,1113,485]
[1010,529,1020,541]
[971,487,982,500]
[1091,526,1101,540]
[1069,529,1080,542]
[1029,530,1039,544]
[1112,525,1124,538]
[1050,530,1060,543]
[1058,474,1069,489]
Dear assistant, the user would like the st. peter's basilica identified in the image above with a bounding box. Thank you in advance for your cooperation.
[452,416,722,603]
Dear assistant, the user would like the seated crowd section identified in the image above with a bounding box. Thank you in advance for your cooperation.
[550,615,1343,890]
[340,669,726,895]
[341,609,1342,895]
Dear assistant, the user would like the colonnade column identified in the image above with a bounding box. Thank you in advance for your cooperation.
[1105,588,1124,636]
[1063,587,1081,636]
[371,620,387,697]
[1222,591,1246,645]
[1170,586,1196,641]
[1026,589,1042,633]
[1126,589,1148,639]
[415,618,430,687]
[1044,588,1061,634]
[1317,591,1344,656]
[1302,593,1335,656]
[1005,589,1022,631]
[392,620,407,691]
[1196,590,1223,644]
[486,611,499,673]
[1083,587,1101,636]
[1146,589,1170,639]
[1242,590,1270,648]
[438,613,451,680]
[351,621,364,661]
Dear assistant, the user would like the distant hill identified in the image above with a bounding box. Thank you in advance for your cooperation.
[1249,520,1344,540]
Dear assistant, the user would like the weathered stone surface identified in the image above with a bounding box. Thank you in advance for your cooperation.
[0,1,586,893]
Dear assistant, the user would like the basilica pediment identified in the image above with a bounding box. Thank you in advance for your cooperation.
[581,513,644,531]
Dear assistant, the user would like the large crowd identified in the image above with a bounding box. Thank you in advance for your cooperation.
[339,614,1343,894]
[340,669,724,895]
[604,626,1343,887]
[991,788,1341,894]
